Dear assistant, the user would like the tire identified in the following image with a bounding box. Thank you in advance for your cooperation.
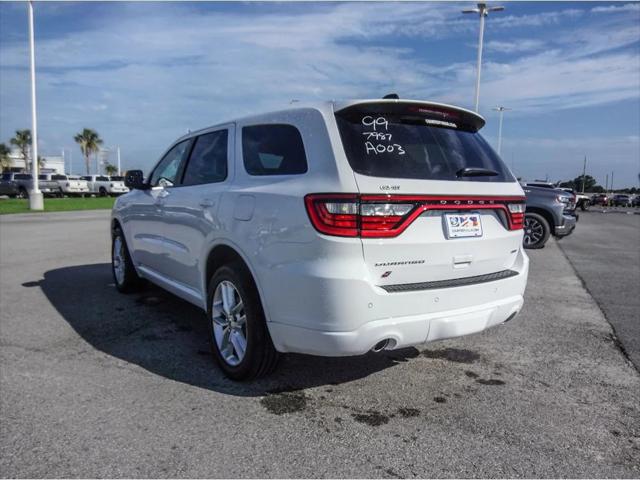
[57,189,64,198]
[207,261,279,380]
[99,187,108,197]
[111,226,143,293]
[580,200,590,211]
[523,212,551,249]
[17,188,27,199]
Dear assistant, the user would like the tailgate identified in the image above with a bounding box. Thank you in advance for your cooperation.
[334,100,525,287]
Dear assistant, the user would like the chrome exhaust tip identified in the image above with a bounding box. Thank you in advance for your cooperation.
[371,339,390,353]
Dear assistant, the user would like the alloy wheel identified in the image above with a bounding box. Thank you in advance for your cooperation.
[212,280,247,367]
[112,236,125,285]
[523,217,544,246]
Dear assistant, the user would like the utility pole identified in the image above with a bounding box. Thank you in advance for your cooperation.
[610,171,614,193]
[581,155,587,193]
[463,2,505,112]
[27,0,43,210]
[492,106,510,155]
[605,173,609,192]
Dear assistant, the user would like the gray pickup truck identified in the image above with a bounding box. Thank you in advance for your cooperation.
[522,183,577,249]
[0,172,61,198]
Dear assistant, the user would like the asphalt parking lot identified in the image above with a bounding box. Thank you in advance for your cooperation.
[1,210,639,477]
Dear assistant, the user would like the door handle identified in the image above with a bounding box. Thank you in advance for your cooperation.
[199,198,215,208]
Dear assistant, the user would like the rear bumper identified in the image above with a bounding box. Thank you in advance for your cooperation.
[267,250,529,356]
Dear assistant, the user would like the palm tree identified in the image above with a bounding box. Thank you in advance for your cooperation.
[0,143,11,172]
[10,130,31,173]
[104,162,118,176]
[74,128,103,175]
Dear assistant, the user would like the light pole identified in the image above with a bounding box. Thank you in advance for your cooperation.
[492,106,510,155]
[463,2,504,112]
[27,0,43,210]
[116,146,121,175]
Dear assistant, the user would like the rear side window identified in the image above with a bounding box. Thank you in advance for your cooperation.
[15,174,31,180]
[52,175,67,180]
[182,130,228,186]
[96,176,109,181]
[38,175,47,180]
[336,103,514,182]
[242,124,307,176]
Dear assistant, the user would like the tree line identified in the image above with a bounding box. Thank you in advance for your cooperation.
[0,128,117,175]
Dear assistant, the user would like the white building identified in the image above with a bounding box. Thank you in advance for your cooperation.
[5,148,65,174]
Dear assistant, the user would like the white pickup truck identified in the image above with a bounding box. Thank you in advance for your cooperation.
[81,175,129,196]
[48,174,90,197]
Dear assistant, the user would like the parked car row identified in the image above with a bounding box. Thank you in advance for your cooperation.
[0,173,129,198]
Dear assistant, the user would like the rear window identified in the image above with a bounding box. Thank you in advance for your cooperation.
[242,124,307,176]
[335,103,514,182]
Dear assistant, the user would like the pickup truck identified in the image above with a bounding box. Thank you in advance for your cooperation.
[81,175,129,196]
[46,174,90,197]
[1,172,60,198]
[522,184,577,249]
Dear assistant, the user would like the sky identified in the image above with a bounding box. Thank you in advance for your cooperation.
[0,1,639,187]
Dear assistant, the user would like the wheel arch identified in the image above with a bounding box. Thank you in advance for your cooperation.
[525,206,555,235]
[202,240,271,323]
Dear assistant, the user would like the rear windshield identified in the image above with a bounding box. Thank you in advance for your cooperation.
[335,103,514,182]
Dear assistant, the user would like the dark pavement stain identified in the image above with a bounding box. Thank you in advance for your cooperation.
[136,296,164,306]
[261,391,308,415]
[397,407,421,418]
[433,396,447,403]
[465,370,479,378]
[351,411,390,426]
[422,348,480,363]
[334,417,342,423]
[141,333,161,341]
[476,378,506,386]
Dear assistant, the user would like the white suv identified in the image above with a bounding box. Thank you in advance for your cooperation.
[112,99,529,380]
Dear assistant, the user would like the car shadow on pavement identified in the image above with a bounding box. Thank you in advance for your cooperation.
[38,263,418,397]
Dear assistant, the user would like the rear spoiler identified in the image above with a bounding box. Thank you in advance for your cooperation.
[334,99,486,132]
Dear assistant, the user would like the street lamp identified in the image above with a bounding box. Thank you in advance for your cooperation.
[463,2,505,112]
[492,106,510,155]
[27,0,43,210]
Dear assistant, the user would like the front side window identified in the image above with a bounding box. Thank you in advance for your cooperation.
[149,139,192,188]
[182,130,228,186]
[242,124,307,176]
[2,174,11,181]
[96,176,109,182]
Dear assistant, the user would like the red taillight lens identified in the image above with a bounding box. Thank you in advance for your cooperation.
[305,194,525,237]
[304,194,359,237]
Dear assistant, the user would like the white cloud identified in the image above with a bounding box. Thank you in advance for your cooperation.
[591,3,640,14]
[484,39,545,54]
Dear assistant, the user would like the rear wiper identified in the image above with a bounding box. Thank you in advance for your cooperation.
[456,167,499,177]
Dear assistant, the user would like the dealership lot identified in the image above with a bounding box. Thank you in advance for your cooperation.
[0,210,638,477]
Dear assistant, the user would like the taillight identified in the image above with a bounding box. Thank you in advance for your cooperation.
[507,203,525,230]
[305,194,525,238]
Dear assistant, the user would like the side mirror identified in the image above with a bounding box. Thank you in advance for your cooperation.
[124,170,149,190]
